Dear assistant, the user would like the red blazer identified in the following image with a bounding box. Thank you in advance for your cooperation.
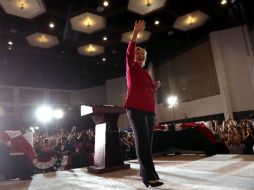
[124,41,156,113]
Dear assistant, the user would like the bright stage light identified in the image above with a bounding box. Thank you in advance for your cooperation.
[221,0,227,5]
[103,1,109,7]
[35,105,53,123]
[54,109,64,119]
[103,36,107,41]
[49,22,55,29]
[167,96,178,108]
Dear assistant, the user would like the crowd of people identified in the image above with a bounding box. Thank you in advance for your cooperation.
[33,127,95,170]
[212,117,254,154]
[32,115,254,172]
[1,116,254,182]
[120,129,136,160]
[33,126,138,169]
[156,117,254,155]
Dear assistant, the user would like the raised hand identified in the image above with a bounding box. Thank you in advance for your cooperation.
[131,20,146,41]
[133,20,146,33]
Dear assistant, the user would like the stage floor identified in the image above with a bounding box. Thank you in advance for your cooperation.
[1,154,254,190]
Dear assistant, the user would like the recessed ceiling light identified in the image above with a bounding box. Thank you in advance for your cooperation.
[167,30,174,35]
[8,41,13,45]
[49,22,55,29]
[154,20,160,25]
[103,1,109,7]
[103,36,108,41]
[221,0,227,5]
[102,57,106,61]
[96,6,105,12]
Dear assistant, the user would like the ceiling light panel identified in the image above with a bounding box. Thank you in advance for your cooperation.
[121,30,151,43]
[26,33,59,48]
[173,10,209,31]
[78,44,105,56]
[70,12,106,34]
[128,0,167,15]
[0,0,46,19]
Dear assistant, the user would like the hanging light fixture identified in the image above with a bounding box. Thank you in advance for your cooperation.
[39,34,47,43]
[83,18,92,27]
[146,0,151,7]
[20,3,24,10]
[186,16,195,25]
[19,0,24,10]
[87,44,95,53]
[86,21,91,27]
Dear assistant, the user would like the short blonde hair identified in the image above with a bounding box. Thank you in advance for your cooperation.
[135,46,147,55]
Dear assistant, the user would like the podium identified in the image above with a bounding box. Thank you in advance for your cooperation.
[81,105,130,174]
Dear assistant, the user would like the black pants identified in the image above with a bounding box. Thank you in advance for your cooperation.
[127,108,159,181]
[0,144,11,178]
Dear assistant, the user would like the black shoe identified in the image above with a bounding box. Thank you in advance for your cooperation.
[140,172,160,180]
[143,180,164,188]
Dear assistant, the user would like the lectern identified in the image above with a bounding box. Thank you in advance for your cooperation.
[81,105,130,174]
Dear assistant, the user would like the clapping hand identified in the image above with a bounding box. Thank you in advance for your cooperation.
[154,81,161,91]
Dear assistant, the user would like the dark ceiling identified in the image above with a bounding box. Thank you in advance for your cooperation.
[0,0,253,90]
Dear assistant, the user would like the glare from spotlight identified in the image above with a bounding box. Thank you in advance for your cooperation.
[102,57,106,61]
[35,106,53,123]
[54,109,64,119]
[49,22,55,29]
[167,96,178,108]
[103,1,109,7]
[8,41,13,45]
[35,126,40,130]
[103,36,107,41]
[155,20,160,25]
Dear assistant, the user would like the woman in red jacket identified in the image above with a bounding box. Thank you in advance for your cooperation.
[125,20,163,188]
